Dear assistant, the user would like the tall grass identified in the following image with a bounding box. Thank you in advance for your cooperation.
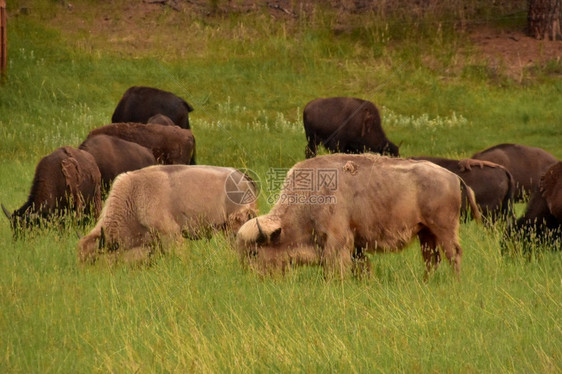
[1,1,561,372]
[1,222,560,372]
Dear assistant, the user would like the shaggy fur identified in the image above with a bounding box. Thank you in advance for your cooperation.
[303,97,399,159]
[87,122,196,165]
[471,143,557,201]
[79,134,156,193]
[411,156,515,222]
[512,161,562,247]
[237,154,480,279]
[78,165,258,264]
[3,146,102,233]
[112,86,194,129]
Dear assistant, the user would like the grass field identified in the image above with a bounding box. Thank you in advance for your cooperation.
[1,1,561,372]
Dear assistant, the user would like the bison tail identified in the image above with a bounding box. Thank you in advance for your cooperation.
[502,169,517,222]
[460,179,482,223]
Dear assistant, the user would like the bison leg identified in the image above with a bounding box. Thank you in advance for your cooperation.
[421,215,463,279]
[305,136,318,159]
[154,229,183,252]
[442,241,462,280]
[418,228,441,280]
[119,245,153,265]
[351,247,371,279]
[145,214,183,246]
[322,230,354,280]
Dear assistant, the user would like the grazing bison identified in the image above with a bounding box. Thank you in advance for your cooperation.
[471,143,557,201]
[86,122,196,165]
[303,97,399,159]
[2,147,102,233]
[512,162,562,247]
[111,86,194,129]
[79,134,157,193]
[78,165,258,264]
[410,156,515,222]
[237,154,480,279]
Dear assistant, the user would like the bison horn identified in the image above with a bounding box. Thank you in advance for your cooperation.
[255,218,267,244]
[1,203,11,220]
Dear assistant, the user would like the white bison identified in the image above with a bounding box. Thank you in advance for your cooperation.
[237,154,480,279]
[79,165,258,263]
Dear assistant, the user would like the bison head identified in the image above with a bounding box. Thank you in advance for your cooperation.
[2,203,44,238]
[78,226,122,264]
[78,231,99,264]
[236,216,319,275]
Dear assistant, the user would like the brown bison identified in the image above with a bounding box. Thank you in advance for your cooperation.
[78,165,258,264]
[410,156,515,222]
[2,147,102,233]
[147,113,176,126]
[237,154,480,279]
[86,122,196,165]
[303,97,399,159]
[512,162,562,248]
[471,143,557,201]
[111,86,194,129]
[79,134,157,193]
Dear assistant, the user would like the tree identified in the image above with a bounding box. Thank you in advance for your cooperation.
[0,0,6,77]
[528,0,562,40]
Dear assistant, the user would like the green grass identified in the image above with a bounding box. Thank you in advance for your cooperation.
[1,223,560,372]
[1,1,561,372]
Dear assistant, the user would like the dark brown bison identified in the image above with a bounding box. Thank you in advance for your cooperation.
[86,122,196,165]
[303,97,399,159]
[2,147,102,233]
[78,165,258,264]
[512,162,562,248]
[111,86,194,129]
[79,134,157,193]
[410,156,515,222]
[237,154,480,280]
[471,143,557,201]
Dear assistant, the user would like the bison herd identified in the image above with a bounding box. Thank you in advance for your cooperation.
[3,87,561,279]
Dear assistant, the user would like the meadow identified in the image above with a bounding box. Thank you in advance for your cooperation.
[0,1,561,372]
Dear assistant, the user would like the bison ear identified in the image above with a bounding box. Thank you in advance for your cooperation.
[270,227,282,244]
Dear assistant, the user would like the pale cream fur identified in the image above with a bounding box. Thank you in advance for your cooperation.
[237,154,480,279]
[79,165,257,264]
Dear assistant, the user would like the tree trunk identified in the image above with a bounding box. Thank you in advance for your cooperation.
[528,0,562,40]
[0,0,6,77]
